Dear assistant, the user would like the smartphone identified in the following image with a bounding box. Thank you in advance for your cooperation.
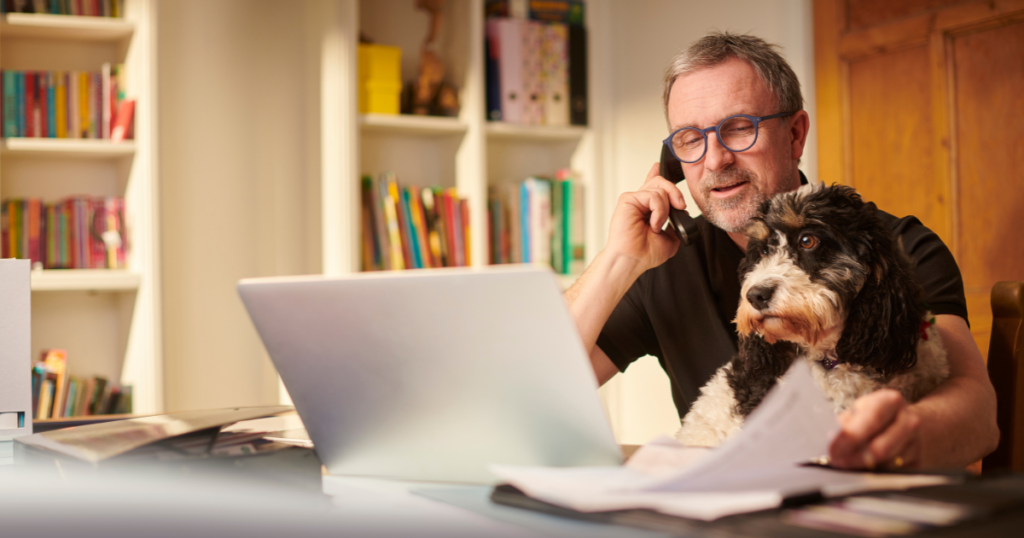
[659,145,700,246]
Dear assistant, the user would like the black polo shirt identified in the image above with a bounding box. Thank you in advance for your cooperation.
[596,201,968,419]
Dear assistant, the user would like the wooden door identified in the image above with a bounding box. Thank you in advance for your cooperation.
[815,0,1024,358]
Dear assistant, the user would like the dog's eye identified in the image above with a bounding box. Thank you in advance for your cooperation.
[760,247,769,256]
[799,234,819,250]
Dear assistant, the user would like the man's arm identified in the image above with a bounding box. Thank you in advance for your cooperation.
[829,314,999,469]
[564,163,686,386]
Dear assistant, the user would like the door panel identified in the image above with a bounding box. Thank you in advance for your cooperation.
[849,46,947,239]
[815,0,1024,359]
[953,21,1024,290]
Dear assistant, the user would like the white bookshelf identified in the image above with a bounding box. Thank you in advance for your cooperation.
[0,0,161,414]
[316,0,603,275]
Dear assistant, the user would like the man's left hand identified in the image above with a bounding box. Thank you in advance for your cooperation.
[829,389,923,470]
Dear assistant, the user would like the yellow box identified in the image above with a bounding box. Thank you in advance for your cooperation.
[358,44,402,115]
[361,80,403,115]
[358,44,402,84]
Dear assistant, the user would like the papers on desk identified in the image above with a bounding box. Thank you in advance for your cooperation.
[16,406,296,462]
[492,361,955,521]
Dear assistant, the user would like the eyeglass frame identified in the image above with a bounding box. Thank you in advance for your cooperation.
[662,111,798,164]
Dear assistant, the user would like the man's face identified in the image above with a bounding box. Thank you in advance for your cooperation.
[666,57,804,233]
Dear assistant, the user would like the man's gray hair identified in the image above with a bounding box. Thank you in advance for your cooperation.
[663,31,803,123]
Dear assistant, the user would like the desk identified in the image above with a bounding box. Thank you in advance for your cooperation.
[3,444,1024,537]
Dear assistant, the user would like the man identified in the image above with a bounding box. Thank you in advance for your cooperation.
[565,32,998,470]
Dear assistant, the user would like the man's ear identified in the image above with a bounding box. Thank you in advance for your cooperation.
[789,110,810,161]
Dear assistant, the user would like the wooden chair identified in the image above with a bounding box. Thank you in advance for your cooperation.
[982,281,1024,473]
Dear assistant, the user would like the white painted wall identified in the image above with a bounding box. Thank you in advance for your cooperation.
[158,0,321,411]
[597,0,817,444]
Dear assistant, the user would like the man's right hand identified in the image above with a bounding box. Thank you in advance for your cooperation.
[604,162,689,273]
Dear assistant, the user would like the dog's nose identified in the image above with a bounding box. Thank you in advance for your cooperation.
[747,285,775,311]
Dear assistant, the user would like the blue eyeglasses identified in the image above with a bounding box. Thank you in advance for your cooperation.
[662,111,796,164]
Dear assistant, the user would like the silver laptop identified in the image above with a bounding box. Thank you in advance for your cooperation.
[237,265,621,484]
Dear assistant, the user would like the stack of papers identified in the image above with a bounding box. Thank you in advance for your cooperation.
[492,361,954,521]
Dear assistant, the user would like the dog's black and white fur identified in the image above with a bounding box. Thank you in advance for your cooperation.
[676,183,948,447]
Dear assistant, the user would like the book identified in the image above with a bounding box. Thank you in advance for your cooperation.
[551,178,564,273]
[421,187,445,267]
[485,28,503,121]
[41,349,68,418]
[25,71,36,137]
[390,176,414,269]
[541,23,570,126]
[110,98,134,142]
[524,177,551,265]
[360,177,376,271]
[520,20,545,125]
[460,198,471,265]
[369,176,391,270]
[490,18,524,124]
[3,71,17,137]
[379,174,405,270]
[399,187,422,268]
[409,187,433,268]
[568,25,588,126]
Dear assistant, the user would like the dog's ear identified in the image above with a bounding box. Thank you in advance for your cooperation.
[837,221,924,376]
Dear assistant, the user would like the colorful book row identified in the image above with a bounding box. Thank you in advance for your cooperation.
[1,196,127,269]
[31,349,132,420]
[1,0,124,16]
[488,169,584,274]
[2,68,135,141]
[485,0,584,25]
[485,14,586,126]
[361,173,470,271]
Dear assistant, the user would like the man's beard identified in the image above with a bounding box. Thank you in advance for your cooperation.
[699,168,768,233]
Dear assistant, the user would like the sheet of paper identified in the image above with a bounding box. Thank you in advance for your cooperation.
[637,359,838,493]
[491,361,954,521]
[221,411,304,433]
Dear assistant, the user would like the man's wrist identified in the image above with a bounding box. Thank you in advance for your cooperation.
[591,248,650,289]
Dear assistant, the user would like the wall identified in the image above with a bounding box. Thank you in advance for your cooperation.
[158,0,321,411]
[599,0,817,444]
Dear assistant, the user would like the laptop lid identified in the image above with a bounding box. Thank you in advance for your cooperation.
[237,265,621,484]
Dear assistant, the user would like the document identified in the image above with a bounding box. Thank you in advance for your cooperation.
[491,361,953,520]
[16,406,294,462]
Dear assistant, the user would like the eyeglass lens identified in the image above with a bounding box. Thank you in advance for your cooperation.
[670,116,758,163]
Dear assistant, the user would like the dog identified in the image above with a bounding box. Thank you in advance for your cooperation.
[676,183,948,447]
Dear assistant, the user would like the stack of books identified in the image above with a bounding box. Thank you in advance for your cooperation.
[485,0,587,126]
[0,0,125,17]
[488,169,584,274]
[361,173,471,271]
[31,349,132,420]
[2,65,135,141]
[1,196,127,270]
